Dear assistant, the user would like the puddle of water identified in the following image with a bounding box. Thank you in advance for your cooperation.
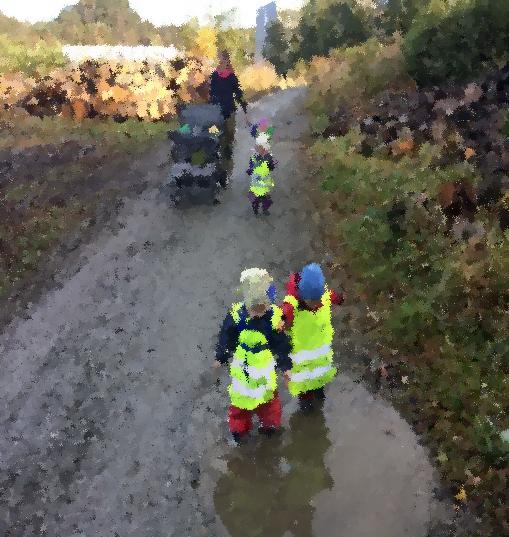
[213,409,332,537]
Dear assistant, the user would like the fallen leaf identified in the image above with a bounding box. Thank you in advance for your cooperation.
[437,452,448,463]
[455,487,467,503]
[401,375,409,384]
[464,147,476,159]
[392,138,414,155]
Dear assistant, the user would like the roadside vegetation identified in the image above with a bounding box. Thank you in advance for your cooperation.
[0,117,171,301]
[263,1,509,534]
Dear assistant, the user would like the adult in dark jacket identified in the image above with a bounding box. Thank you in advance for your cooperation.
[210,51,248,119]
[209,51,248,185]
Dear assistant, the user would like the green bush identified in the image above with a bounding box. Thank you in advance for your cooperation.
[381,0,430,35]
[0,34,67,76]
[293,0,371,63]
[403,0,509,86]
[263,19,293,77]
[306,38,415,120]
[309,131,509,533]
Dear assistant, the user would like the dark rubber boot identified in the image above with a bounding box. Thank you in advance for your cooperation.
[298,398,314,413]
[258,426,277,437]
[315,388,325,400]
[232,432,247,445]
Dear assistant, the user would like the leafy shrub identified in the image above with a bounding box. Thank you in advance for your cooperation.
[237,61,305,100]
[293,1,371,63]
[306,37,415,120]
[263,19,293,77]
[309,132,509,534]
[403,0,509,86]
[0,34,67,76]
[381,0,430,35]
[238,62,280,98]
[0,56,212,121]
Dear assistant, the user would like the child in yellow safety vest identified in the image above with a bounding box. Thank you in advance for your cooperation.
[246,133,277,216]
[281,263,345,412]
[214,268,291,444]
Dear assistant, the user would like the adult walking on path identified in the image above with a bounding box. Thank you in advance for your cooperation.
[0,88,446,537]
[209,50,248,185]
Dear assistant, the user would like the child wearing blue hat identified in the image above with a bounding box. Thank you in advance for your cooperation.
[281,263,344,412]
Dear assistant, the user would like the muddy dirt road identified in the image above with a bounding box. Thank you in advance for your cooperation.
[1,89,444,536]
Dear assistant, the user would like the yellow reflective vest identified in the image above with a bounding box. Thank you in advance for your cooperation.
[283,290,337,396]
[228,302,283,410]
[249,158,275,197]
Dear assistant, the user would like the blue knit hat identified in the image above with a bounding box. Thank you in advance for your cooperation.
[298,263,325,300]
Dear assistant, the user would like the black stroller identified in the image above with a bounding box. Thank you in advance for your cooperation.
[164,103,228,206]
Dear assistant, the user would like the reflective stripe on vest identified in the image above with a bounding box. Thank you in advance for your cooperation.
[284,289,337,396]
[227,303,282,410]
[230,377,270,399]
[231,357,274,381]
[290,343,333,365]
[290,364,335,383]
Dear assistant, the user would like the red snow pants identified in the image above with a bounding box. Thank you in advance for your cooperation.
[228,392,282,435]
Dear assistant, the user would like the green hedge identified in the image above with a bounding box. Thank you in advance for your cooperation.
[403,0,509,86]
[0,34,67,76]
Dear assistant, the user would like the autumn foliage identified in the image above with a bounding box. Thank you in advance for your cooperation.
[0,57,213,122]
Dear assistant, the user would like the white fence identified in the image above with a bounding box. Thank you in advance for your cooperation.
[62,45,183,63]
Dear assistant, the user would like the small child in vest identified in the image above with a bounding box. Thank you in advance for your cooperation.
[246,134,277,216]
[215,268,291,444]
[281,263,344,412]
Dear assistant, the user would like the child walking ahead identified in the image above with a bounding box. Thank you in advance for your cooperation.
[215,268,291,444]
[246,133,276,215]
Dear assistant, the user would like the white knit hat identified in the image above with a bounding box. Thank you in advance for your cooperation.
[239,268,272,308]
[255,133,270,150]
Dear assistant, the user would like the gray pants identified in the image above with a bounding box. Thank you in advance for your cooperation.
[219,115,236,181]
